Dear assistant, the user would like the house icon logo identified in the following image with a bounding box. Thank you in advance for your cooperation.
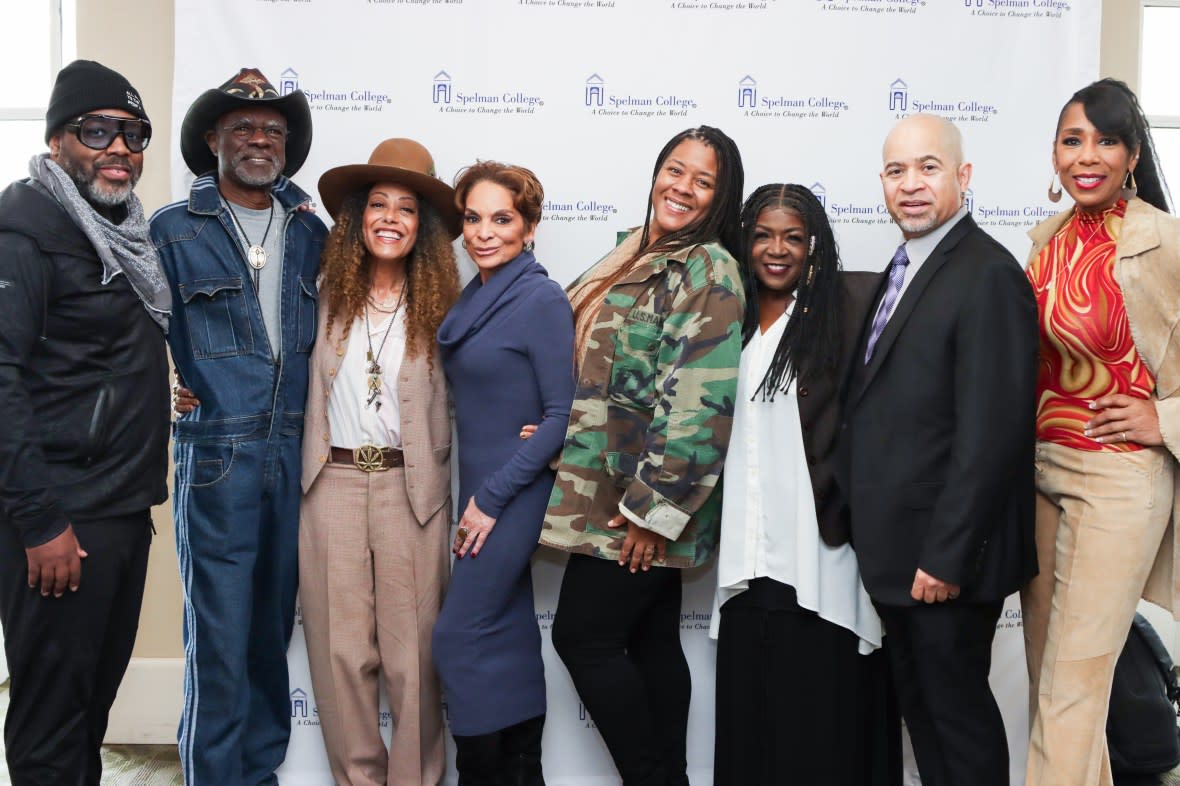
[290,688,308,719]
[889,78,908,112]
[738,75,756,109]
[585,74,604,107]
[810,182,827,209]
[279,68,299,96]
[433,71,452,104]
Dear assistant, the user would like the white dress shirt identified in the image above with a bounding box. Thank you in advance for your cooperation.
[327,310,405,449]
[710,305,882,654]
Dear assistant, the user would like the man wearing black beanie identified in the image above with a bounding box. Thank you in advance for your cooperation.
[0,59,169,785]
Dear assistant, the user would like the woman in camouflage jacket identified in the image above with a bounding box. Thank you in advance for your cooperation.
[541,126,748,786]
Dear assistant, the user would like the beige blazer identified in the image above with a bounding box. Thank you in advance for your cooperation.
[301,301,452,527]
[1028,196,1180,613]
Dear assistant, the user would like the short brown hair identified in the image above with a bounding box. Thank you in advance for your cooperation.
[453,160,544,228]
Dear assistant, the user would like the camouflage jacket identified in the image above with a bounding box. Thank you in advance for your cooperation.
[540,237,745,568]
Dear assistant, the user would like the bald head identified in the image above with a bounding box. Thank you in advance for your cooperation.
[880,114,972,239]
[883,114,965,168]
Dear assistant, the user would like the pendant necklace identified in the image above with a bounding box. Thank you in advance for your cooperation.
[363,283,406,410]
[225,199,276,278]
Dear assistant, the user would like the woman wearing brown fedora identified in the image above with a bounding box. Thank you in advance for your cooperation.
[300,138,461,786]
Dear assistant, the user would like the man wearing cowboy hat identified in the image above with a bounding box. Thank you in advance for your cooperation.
[0,59,170,785]
[150,67,326,785]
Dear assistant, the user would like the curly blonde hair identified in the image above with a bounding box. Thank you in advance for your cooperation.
[319,189,460,370]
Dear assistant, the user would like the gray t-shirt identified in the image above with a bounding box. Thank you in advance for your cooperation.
[225,200,285,358]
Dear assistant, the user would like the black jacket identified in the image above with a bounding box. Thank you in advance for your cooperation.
[0,179,168,547]
[838,215,1038,606]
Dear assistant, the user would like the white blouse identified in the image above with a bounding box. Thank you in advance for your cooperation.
[710,305,882,654]
[327,310,405,449]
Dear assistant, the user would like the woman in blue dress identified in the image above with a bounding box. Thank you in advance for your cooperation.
[433,161,575,786]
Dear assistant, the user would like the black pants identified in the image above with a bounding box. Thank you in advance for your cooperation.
[551,554,689,786]
[876,600,1008,786]
[0,512,152,786]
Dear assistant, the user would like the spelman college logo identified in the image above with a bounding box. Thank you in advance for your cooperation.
[290,687,321,726]
[887,77,997,123]
[815,182,893,227]
[280,66,390,114]
[433,70,544,115]
[737,75,849,119]
[582,73,697,118]
[969,187,1060,230]
[963,0,1072,18]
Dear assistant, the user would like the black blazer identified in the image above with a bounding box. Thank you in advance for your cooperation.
[838,215,1038,606]
[800,271,880,548]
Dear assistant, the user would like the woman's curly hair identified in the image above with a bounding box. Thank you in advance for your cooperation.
[319,188,460,370]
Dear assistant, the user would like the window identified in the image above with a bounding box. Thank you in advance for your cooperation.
[1141,1,1180,208]
[0,0,76,184]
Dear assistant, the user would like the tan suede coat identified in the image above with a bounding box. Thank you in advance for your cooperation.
[1027,197,1180,614]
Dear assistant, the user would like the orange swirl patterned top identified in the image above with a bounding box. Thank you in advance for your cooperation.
[1026,200,1154,451]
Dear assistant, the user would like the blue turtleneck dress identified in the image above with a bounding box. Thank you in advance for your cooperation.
[432,251,575,736]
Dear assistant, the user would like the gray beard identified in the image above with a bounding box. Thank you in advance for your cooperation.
[232,159,283,188]
[57,156,137,207]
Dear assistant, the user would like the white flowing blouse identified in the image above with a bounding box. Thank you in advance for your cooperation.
[327,310,405,449]
[710,305,882,655]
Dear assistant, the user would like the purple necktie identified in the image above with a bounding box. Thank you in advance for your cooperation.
[864,244,910,364]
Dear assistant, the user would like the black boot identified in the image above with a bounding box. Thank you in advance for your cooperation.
[499,714,546,786]
[455,730,504,786]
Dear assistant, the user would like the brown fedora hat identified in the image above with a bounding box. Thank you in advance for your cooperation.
[318,138,460,238]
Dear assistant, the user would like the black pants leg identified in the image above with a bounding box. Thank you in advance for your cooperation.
[877,601,1007,786]
[551,553,687,786]
[0,513,152,786]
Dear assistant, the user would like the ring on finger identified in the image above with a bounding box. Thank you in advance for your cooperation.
[1122,431,1128,443]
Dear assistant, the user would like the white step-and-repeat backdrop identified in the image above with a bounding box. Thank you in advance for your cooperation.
[171,2,1099,783]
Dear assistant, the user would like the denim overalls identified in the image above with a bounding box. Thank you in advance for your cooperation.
[151,174,325,785]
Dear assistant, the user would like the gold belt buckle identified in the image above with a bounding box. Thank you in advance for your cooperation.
[353,444,388,472]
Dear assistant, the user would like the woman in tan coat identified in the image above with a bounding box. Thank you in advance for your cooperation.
[300,138,460,786]
[1021,79,1180,786]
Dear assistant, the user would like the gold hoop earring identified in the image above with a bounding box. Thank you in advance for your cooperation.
[1122,170,1138,201]
[1047,172,1062,204]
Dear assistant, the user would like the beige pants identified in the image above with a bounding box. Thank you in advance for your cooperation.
[1021,441,1174,786]
[299,462,449,786]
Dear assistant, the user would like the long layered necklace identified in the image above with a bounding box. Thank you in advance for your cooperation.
[363,284,407,411]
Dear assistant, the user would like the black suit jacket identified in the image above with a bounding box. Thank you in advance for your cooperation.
[838,215,1038,606]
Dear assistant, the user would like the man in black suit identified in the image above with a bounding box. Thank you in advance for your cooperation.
[840,114,1038,786]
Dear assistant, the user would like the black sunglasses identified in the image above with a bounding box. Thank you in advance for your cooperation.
[64,114,152,153]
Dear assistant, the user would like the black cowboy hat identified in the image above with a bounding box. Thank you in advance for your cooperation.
[180,67,312,178]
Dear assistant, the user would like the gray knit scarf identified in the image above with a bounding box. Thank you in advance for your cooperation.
[29,153,171,333]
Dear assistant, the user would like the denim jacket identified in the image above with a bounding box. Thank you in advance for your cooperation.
[150,174,326,445]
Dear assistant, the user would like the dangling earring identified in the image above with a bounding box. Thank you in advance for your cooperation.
[808,236,816,256]
[1047,172,1062,203]
[1122,170,1138,201]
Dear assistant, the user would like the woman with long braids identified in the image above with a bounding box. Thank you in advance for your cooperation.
[709,184,900,785]
[1021,79,1180,786]
[300,138,460,786]
[540,126,747,786]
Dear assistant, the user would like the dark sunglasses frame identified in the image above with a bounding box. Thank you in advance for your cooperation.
[63,114,153,153]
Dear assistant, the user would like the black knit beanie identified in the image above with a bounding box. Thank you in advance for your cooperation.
[45,60,149,143]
